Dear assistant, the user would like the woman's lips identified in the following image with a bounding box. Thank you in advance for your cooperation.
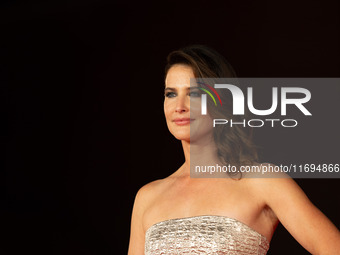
[173,118,195,125]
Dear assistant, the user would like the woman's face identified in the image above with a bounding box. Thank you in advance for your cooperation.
[164,64,213,142]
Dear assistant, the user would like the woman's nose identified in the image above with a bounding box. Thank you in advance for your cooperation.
[175,96,189,113]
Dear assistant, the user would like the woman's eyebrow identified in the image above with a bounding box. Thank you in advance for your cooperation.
[164,87,176,92]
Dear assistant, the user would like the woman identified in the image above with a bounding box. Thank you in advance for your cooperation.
[128,45,340,254]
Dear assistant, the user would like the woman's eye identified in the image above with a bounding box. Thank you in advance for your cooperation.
[165,92,176,98]
[189,91,201,97]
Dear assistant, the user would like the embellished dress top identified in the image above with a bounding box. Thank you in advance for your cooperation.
[145,215,269,255]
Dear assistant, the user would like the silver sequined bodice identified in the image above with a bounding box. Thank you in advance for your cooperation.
[145,215,269,254]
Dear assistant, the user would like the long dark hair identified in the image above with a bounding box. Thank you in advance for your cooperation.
[165,45,259,175]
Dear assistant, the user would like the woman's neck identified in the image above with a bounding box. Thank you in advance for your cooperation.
[178,137,222,178]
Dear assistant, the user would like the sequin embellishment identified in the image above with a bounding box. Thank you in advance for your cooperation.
[145,215,269,254]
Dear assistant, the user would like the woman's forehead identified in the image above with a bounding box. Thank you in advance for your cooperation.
[165,65,195,88]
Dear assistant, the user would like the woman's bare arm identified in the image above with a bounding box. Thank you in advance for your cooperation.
[258,171,340,254]
[128,186,148,255]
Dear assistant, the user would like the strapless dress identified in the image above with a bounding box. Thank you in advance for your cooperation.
[145,215,269,255]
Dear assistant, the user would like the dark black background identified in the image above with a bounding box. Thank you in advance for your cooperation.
[2,0,339,254]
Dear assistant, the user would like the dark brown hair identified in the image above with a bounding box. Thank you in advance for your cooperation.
[165,45,259,175]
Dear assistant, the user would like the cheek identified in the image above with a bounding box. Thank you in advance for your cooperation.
[163,100,172,120]
[190,98,201,117]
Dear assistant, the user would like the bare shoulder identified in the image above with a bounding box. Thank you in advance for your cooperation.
[241,162,305,224]
[134,179,163,206]
[128,178,169,254]
[243,163,340,254]
[243,162,306,205]
[133,176,174,212]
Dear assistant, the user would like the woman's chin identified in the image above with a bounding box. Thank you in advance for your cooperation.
[174,134,190,142]
[171,130,210,143]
